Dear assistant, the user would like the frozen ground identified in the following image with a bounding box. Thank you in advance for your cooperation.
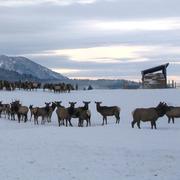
[0,89,180,180]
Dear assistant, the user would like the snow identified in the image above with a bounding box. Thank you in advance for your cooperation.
[0,89,180,180]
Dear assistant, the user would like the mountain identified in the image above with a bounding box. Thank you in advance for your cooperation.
[0,55,67,80]
[0,68,40,81]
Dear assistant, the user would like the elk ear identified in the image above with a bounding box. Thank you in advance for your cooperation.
[74,102,77,105]
[88,101,91,104]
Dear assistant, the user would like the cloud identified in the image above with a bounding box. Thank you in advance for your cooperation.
[0,0,97,6]
[86,18,180,31]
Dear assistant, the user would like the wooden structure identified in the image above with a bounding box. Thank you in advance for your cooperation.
[141,63,169,88]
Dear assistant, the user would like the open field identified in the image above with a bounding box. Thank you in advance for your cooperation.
[0,89,180,180]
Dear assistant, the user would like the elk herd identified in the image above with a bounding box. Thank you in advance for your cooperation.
[0,100,180,129]
[0,80,74,93]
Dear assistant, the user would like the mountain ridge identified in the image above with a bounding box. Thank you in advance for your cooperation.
[0,55,67,80]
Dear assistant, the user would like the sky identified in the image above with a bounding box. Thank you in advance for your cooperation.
[0,0,180,82]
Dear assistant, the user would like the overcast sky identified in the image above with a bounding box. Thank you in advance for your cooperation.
[0,0,180,82]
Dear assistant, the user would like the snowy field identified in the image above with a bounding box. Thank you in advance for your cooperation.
[0,89,180,180]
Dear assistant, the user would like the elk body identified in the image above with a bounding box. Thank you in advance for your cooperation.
[10,101,29,123]
[166,106,180,123]
[0,101,10,118]
[34,103,51,125]
[17,106,29,123]
[55,101,72,127]
[78,101,91,127]
[95,102,120,125]
[66,102,79,126]
[131,102,169,129]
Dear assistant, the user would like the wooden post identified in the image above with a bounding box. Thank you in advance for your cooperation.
[162,67,167,88]
[142,74,144,88]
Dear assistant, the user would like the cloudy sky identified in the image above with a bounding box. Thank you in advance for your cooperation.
[0,0,180,82]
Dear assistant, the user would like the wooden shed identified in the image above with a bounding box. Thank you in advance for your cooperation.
[141,63,169,88]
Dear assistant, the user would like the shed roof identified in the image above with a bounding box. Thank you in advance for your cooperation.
[141,63,169,76]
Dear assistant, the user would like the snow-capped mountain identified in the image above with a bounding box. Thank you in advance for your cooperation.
[0,55,67,80]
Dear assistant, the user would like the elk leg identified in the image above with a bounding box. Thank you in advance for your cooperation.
[151,121,153,129]
[89,118,91,126]
[118,117,120,124]
[41,117,44,125]
[102,117,105,126]
[18,114,21,123]
[116,117,119,124]
[58,117,61,127]
[78,119,80,127]
[153,121,157,129]
[131,120,136,128]
[115,114,120,124]
[69,118,73,127]
[24,114,27,123]
[168,117,171,123]
[137,121,141,129]
[172,117,175,124]
[79,119,82,127]
[105,117,107,125]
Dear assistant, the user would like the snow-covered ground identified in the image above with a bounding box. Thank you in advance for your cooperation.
[0,89,180,180]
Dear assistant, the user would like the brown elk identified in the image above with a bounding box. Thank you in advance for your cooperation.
[34,103,51,125]
[67,102,84,127]
[55,101,72,127]
[0,102,10,118]
[78,101,91,127]
[166,106,180,123]
[95,102,120,125]
[131,102,169,129]
[10,101,29,123]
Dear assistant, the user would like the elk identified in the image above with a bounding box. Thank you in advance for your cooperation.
[34,103,51,125]
[5,104,11,119]
[29,105,38,122]
[95,102,120,125]
[78,101,91,127]
[53,85,61,93]
[131,102,169,129]
[67,102,85,127]
[17,105,29,123]
[55,101,72,127]
[10,101,29,123]
[166,106,180,123]
[0,101,10,118]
